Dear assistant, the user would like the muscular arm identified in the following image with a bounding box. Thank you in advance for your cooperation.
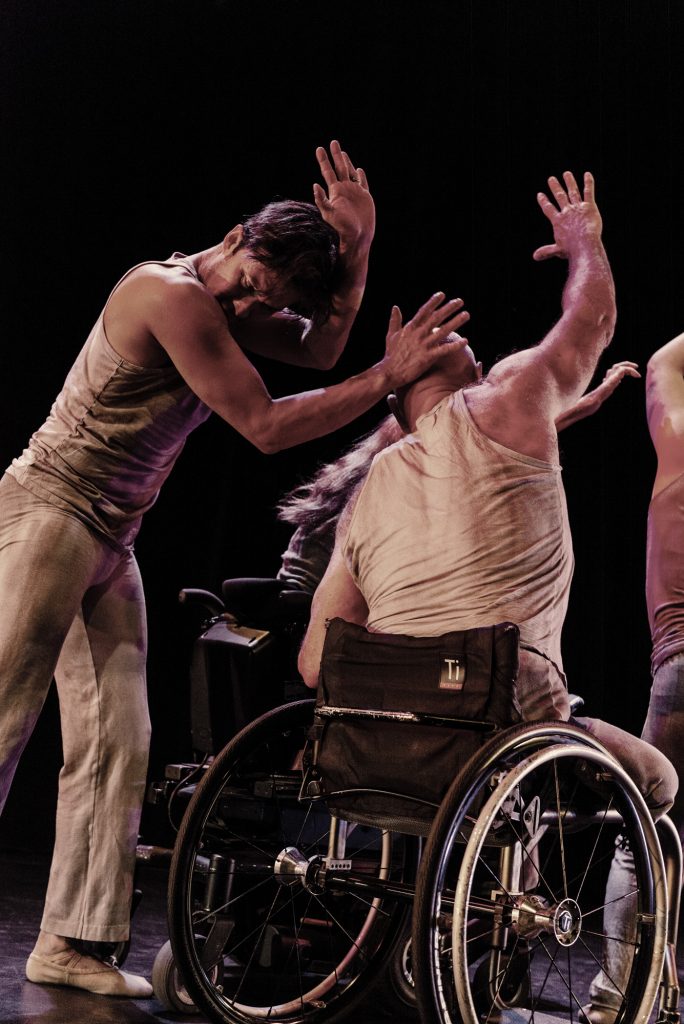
[231,142,374,370]
[466,172,616,461]
[145,274,469,453]
[646,332,684,494]
[227,241,370,370]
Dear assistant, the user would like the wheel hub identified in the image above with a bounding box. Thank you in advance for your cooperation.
[274,846,325,894]
[553,897,582,946]
[509,893,582,945]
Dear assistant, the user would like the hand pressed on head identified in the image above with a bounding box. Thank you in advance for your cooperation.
[382,293,470,389]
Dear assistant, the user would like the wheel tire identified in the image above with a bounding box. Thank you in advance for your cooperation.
[372,925,419,1020]
[413,722,667,1024]
[168,700,418,1024]
[152,939,201,1013]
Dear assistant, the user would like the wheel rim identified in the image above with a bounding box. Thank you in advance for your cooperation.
[425,741,666,1024]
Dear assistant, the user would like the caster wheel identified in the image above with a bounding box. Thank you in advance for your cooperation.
[152,938,222,1013]
[472,949,531,1013]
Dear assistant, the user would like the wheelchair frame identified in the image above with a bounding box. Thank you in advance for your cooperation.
[149,579,682,1024]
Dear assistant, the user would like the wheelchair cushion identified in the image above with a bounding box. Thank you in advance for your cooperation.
[309,618,521,834]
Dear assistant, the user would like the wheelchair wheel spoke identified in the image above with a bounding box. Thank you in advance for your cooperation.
[226,884,290,1006]
[495,805,559,905]
[580,885,639,923]
[527,936,558,1020]
[537,935,586,1018]
[554,760,569,900]
[574,796,615,903]
[576,933,627,1003]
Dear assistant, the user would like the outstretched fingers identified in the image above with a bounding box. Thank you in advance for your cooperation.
[409,292,460,326]
[429,311,470,346]
[355,166,369,190]
[316,139,367,189]
[312,181,330,213]
[316,145,338,188]
[536,189,559,222]
[547,175,570,209]
[563,171,582,203]
[583,171,595,203]
[387,305,403,333]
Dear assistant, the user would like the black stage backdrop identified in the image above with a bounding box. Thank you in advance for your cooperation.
[1,0,683,850]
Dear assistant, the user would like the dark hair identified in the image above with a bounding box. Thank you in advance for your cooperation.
[277,416,402,538]
[242,200,339,322]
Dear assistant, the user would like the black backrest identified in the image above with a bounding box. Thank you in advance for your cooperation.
[305,618,521,835]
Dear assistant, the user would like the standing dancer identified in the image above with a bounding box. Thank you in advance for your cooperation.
[0,140,468,998]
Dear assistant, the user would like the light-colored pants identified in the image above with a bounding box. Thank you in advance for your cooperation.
[583,658,683,1015]
[0,474,150,942]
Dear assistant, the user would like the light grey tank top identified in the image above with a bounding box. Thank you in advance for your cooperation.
[8,255,211,551]
[344,389,574,720]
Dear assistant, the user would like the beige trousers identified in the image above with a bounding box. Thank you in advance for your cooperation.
[0,474,150,942]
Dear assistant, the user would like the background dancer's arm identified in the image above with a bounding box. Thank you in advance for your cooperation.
[646,332,684,493]
[554,361,640,431]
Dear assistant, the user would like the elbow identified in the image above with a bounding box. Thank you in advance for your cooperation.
[240,416,286,455]
[297,647,320,689]
[305,346,339,372]
[600,307,617,347]
[594,293,617,341]
[568,292,617,339]
[576,304,616,350]
[254,433,283,455]
[313,350,340,372]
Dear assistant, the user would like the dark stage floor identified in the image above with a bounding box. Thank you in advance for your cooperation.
[0,848,681,1024]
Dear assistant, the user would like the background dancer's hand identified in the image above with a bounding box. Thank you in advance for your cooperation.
[555,361,641,431]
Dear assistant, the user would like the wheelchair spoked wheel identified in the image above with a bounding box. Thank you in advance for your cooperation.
[168,699,417,1024]
[413,721,667,1024]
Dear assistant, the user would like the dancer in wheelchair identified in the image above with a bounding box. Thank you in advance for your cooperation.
[298,170,678,1024]
[0,141,470,1000]
[277,362,639,598]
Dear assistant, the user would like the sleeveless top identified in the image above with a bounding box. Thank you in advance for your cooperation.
[344,389,574,720]
[646,471,684,673]
[7,255,211,551]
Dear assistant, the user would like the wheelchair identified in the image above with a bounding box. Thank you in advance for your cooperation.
[159,581,682,1024]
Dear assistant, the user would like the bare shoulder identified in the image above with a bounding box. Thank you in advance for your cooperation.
[115,261,212,313]
[463,348,557,460]
[105,262,221,366]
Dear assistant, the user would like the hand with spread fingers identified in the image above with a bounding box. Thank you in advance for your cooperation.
[382,293,470,388]
[313,140,375,252]
[533,171,603,261]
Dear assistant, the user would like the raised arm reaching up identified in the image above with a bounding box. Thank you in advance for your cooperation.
[464,171,617,462]
[228,140,375,369]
